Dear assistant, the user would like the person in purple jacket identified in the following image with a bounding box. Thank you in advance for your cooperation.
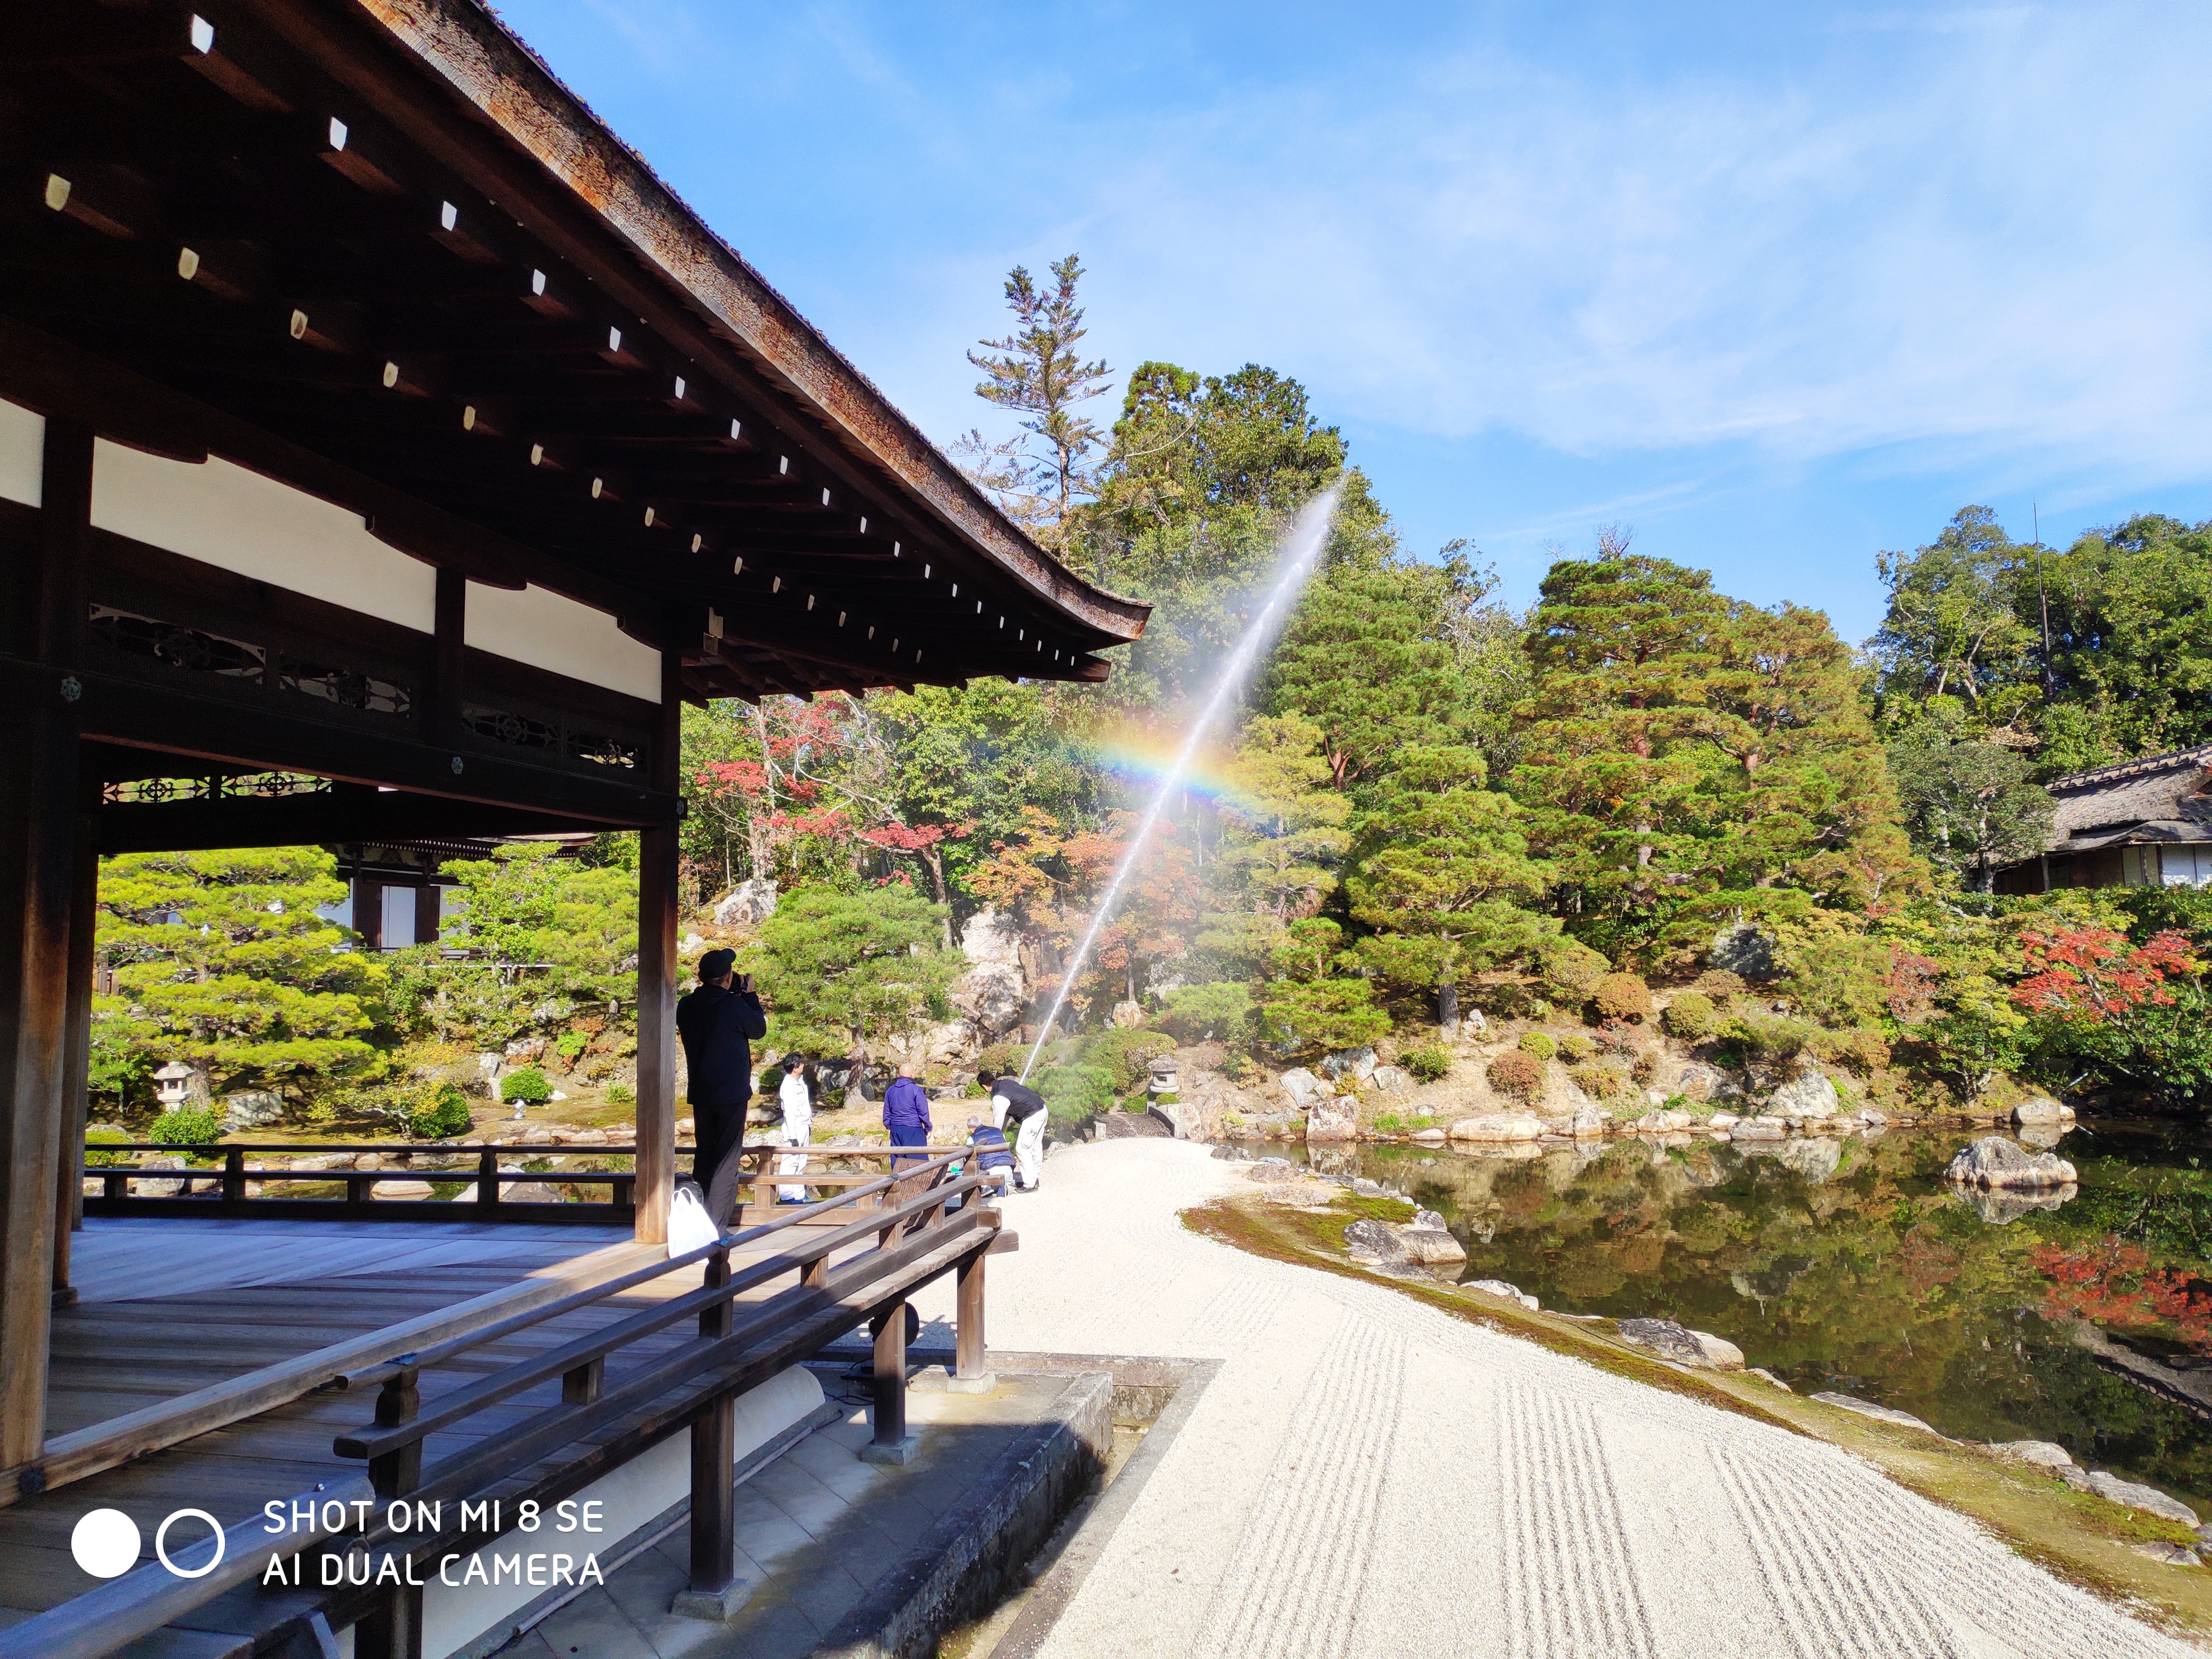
[881,1061,932,1169]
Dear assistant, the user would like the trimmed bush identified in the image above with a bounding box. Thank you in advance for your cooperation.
[500,1067,552,1105]
[1517,1031,1557,1061]
[84,1127,130,1169]
[1539,938,1610,1000]
[1662,992,1719,1041]
[1080,1027,1177,1091]
[1487,1051,1543,1100]
[1558,1032,1595,1063]
[1727,1011,1818,1063]
[1036,1063,1117,1125]
[149,1107,222,1146]
[1402,1044,1453,1082]
[1690,969,1747,997]
[1156,981,1255,1043]
[404,1082,474,1140]
[1571,1060,1630,1100]
[606,1081,634,1107]
[1592,973,1654,1022]
[1629,1049,1660,1085]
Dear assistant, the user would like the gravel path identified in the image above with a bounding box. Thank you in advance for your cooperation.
[909,1136,2203,1659]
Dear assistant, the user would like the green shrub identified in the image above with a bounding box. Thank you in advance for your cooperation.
[976,1041,1025,1080]
[403,1081,474,1141]
[84,1126,131,1168]
[1539,937,1610,1000]
[1691,969,1747,997]
[149,1107,222,1146]
[1156,982,1255,1043]
[1726,1010,1818,1063]
[1517,1031,1556,1061]
[1810,1028,1890,1075]
[1220,1049,1257,1082]
[500,1067,551,1105]
[1592,973,1654,1022]
[1662,992,1718,1041]
[1402,1043,1453,1082]
[1571,1060,1630,1100]
[1784,934,1892,1030]
[1487,1051,1543,1099]
[555,1030,590,1064]
[1079,1028,1177,1090]
[1372,1113,1440,1135]
[1557,1032,1595,1063]
[1036,1063,1117,1125]
[1630,1049,1660,1085]
[606,1081,634,1107]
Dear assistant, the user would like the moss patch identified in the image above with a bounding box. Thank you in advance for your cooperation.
[1188,1191,2212,1637]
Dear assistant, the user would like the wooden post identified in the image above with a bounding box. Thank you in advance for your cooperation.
[635,648,682,1248]
[50,832,96,1304]
[0,420,91,1469]
[358,1365,424,1659]
[861,1298,917,1465]
[952,1249,992,1394]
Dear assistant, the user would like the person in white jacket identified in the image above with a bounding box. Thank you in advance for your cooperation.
[775,1055,812,1204]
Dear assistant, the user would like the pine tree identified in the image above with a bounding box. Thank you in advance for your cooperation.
[1344,746,1555,1029]
[960,254,1113,540]
[97,847,382,1107]
[757,885,960,1065]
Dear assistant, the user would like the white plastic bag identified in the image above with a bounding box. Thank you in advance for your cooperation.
[668,1181,719,1258]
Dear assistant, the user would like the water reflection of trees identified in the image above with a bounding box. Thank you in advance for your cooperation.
[1355,1128,2212,1508]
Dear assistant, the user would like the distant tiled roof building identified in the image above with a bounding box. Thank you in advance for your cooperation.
[1995,744,2212,893]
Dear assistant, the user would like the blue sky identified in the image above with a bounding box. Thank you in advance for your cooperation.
[494,0,2212,644]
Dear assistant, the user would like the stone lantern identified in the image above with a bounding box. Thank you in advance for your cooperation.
[1147,1056,1181,1103]
[151,1062,196,1110]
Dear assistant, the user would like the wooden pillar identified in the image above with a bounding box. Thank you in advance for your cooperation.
[955,1250,989,1381]
[50,833,97,1304]
[427,566,466,748]
[634,647,684,1248]
[860,1299,917,1464]
[0,419,91,1469]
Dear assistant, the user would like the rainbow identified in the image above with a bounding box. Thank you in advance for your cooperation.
[1088,727,1256,812]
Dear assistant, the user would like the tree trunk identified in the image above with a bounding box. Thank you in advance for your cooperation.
[1438,981,1460,1037]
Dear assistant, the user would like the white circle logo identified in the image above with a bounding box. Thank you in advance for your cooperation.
[154,1509,225,1578]
[71,1509,141,1578]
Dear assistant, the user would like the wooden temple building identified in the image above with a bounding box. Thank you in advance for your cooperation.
[0,2,1145,1652]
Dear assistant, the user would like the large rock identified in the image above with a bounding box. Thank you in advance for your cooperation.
[1993,1440,2075,1470]
[1570,1108,1609,1139]
[1633,1109,1696,1134]
[2083,1471,2199,1526]
[1810,1392,1940,1435]
[1945,1136,2078,1189]
[1447,1112,1544,1143]
[1675,1063,1743,1104]
[1708,923,1778,981]
[1279,1068,1333,1109]
[1320,1046,1378,1084]
[1305,1096,1359,1143]
[1244,1157,1297,1183]
[1470,1279,1540,1312]
[1956,1184,2076,1224]
[1342,1218,1404,1259]
[1763,1070,1839,1120]
[712,877,778,927]
[1368,1064,1411,1094]
[1615,1318,1744,1370]
[2012,1096,2076,1127]
[1110,1000,1148,1029]
[1253,1180,1338,1209]
[1729,1118,1787,1141]
[219,1091,287,1131]
[1397,1223,1469,1265]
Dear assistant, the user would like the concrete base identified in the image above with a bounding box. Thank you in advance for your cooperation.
[668,1575,753,1622]
[860,1434,921,1466]
[945,1370,997,1395]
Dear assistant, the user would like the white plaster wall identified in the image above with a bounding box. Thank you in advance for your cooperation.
[89,443,437,631]
[0,398,43,507]
[464,581,662,704]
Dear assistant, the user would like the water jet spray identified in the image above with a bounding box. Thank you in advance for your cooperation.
[1020,487,1341,1082]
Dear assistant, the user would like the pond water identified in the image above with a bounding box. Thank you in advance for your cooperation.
[1235,1120,2212,1513]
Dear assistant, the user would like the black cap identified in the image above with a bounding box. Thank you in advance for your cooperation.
[698,948,736,981]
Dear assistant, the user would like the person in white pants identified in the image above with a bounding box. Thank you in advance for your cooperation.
[980,1068,1048,1193]
[775,1055,812,1204]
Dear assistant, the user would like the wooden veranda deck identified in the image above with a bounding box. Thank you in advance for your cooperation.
[0,1194,996,1656]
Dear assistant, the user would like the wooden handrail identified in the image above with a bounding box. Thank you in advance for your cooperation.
[335,1170,989,1462]
[330,1155,966,1397]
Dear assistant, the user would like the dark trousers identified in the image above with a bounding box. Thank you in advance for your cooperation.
[693,1096,752,1228]
[888,1120,928,1170]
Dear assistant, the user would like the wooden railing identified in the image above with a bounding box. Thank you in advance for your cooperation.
[2,1150,1010,1659]
[77,1138,978,1224]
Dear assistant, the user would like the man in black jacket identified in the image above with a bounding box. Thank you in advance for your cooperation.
[675,948,768,1227]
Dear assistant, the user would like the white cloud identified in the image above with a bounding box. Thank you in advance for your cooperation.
[866,4,2212,493]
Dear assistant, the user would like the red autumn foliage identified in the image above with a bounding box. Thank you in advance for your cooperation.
[2032,1236,2212,1351]
[2011,927,2199,1025]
